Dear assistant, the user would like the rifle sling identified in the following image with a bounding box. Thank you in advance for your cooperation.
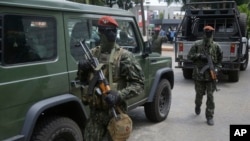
[109,48,116,85]
[87,72,99,95]
[199,64,209,74]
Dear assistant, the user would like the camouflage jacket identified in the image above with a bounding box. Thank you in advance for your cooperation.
[150,35,163,54]
[92,44,144,98]
[82,44,144,110]
[187,39,223,81]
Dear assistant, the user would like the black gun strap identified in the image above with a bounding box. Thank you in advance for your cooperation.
[199,65,209,74]
[87,72,99,95]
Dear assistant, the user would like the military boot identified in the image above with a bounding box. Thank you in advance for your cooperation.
[195,106,201,115]
[207,118,214,126]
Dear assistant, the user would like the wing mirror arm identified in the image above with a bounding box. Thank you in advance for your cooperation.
[142,53,149,58]
[142,41,151,58]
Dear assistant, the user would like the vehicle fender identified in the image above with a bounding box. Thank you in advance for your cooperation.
[20,94,87,141]
[147,67,174,102]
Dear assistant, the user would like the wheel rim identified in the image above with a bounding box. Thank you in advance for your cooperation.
[54,132,76,141]
[159,87,169,115]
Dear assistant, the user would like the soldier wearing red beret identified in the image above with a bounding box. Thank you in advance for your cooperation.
[79,16,144,140]
[203,25,215,31]
[187,25,223,126]
[150,27,163,54]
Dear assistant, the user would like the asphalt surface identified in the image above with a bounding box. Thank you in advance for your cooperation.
[127,49,250,141]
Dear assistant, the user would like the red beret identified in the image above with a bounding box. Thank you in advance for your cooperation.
[203,26,215,31]
[98,16,118,27]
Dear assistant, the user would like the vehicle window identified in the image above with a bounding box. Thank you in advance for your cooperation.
[1,15,56,65]
[68,18,139,62]
[116,20,138,53]
[216,19,235,33]
[197,18,236,34]
[0,16,2,62]
[68,19,92,61]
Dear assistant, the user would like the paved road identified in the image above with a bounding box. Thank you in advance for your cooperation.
[127,50,250,141]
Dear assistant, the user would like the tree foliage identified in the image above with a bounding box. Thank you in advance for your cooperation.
[117,0,133,10]
[159,12,164,20]
[238,3,250,35]
[68,0,249,35]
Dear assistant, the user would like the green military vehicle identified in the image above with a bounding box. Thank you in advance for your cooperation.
[0,0,174,140]
[175,1,248,82]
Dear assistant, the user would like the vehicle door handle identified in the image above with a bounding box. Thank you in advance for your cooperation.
[71,80,82,88]
[151,59,157,63]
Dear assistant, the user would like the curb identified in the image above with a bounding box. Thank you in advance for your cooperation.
[162,47,174,51]
[161,43,174,51]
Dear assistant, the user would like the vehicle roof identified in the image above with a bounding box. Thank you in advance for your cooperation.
[0,0,133,17]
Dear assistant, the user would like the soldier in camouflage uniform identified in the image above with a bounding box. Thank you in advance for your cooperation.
[150,27,163,55]
[78,16,144,140]
[187,26,223,126]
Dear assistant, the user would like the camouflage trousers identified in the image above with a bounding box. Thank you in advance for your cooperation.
[194,80,216,119]
[84,108,112,141]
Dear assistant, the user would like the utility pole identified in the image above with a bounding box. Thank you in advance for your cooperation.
[140,0,146,36]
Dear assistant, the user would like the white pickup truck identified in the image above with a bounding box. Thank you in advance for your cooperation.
[174,1,249,82]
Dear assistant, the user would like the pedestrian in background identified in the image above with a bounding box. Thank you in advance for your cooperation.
[150,27,163,55]
[159,28,166,37]
[187,25,223,126]
[169,29,175,43]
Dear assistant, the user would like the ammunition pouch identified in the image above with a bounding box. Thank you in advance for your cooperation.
[108,107,132,141]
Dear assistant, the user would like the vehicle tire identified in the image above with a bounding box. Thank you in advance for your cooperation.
[32,116,83,141]
[228,70,239,82]
[183,68,193,79]
[239,13,248,71]
[239,13,247,37]
[144,79,171,122]
[240,52,249,71]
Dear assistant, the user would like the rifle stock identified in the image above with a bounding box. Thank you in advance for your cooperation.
[99,81,111,96]
[210,70,217,80]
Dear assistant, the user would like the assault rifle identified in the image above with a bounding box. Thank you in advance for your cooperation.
[79,40,118,118]
[200,48,219,91]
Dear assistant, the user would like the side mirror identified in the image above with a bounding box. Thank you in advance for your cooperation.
[142,41,151,58]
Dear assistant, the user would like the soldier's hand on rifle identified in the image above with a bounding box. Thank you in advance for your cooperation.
[105,90,121,107]
[78,59,92,72]
[214,66,222,75]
